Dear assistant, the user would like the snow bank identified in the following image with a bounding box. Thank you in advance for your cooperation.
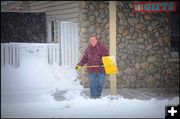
[1,43,83,104]
[1,43,179,118]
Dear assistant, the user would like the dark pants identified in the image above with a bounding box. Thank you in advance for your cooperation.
[88,72,105,98]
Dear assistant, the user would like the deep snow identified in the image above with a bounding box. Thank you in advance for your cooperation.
[1,43,179,118]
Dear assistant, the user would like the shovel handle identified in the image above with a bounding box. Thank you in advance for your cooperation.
[82,65,117,68]
[82,65,104,68]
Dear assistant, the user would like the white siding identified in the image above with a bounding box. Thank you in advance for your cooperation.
[30,1,79,22]
[30,1,74,8]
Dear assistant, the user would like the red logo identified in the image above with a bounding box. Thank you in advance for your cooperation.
[134,2,176,12]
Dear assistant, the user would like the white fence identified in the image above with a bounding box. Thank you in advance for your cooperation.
[47,44,60,65]
[1,43,20,68]
[1,43,60,68]
[1,22,79,68]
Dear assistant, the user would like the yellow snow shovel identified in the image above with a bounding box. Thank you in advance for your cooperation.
[82,55,118,74]
[102,55,118,74]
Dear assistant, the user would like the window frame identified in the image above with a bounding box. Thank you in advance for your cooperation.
[47,17,55,43]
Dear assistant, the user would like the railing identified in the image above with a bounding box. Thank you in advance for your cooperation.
[1,43,60,68]
[47,44,60,65]
[1,22,79,68]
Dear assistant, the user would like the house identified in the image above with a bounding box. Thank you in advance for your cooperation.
[1,1,179,93]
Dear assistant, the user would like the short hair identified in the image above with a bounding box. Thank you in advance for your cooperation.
[90,36,96,39]
[89,33,97,38]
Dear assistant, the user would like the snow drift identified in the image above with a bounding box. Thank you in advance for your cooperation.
[1,43,179,118]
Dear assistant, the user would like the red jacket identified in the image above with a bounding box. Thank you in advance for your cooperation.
[78,41,109,73]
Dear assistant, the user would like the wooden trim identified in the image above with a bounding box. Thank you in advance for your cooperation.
[109,1,117,95]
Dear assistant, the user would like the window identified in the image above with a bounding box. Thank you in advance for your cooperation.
[170,2,179,58]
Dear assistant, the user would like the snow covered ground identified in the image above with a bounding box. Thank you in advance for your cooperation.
[1,43,179,118]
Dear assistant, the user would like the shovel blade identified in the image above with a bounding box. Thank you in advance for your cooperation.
[102,55,118,74]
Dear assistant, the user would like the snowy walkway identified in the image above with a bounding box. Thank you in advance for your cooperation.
[1,88,179,118]
[53,88,179,101]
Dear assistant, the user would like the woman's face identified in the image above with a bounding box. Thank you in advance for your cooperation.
[90,36,97,47]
